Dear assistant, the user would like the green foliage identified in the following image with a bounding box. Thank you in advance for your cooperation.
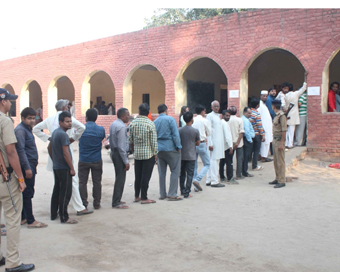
[144,8,249,29]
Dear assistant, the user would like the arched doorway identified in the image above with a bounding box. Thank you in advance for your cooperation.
[174,57,228,114]
[123,65,165,114]
[81,71,115,115]
[322,48,340,113]
[241,48,305,110]
[1,84,16,117]
[48,76,75,117]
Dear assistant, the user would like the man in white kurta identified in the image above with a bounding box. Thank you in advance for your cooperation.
[284,72,308,148]
[206,101,225,188]
[33,99,93,215]
[258,91,273,162]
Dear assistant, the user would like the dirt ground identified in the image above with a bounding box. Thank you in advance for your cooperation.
[1,138,340,272]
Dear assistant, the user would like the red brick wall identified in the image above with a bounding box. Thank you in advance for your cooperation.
[0,9,340,157]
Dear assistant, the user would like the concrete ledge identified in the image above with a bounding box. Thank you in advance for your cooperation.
[285,146,307,173]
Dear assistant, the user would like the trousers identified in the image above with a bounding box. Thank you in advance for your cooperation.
[111,150,127,207]
[78,159,103,208]
[51,169,73,223]
[260,142,270,158]
[179,160,195,197]
[285,125,295,148]
[0,175,23,269]
[252,135,262,169]
[21,166,36,225]
[134,157,155,200]
[206,158,219,185]
[273,139,286,184]
[157,150,181,198]
[294,115,307,146]
[242,138,253,176]
[193,142,210,183]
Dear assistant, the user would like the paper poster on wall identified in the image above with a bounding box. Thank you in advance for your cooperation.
[307,86,320,96]
[229,90,239,98]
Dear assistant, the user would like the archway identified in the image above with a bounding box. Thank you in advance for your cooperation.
[123,65,165,114]
[1,84,16,117]
[48,76,75,117]
[322,48,340,113]
[174,57,228,114]
[20,80,42,111]
[81,71,115,115]
[241,48,305,110]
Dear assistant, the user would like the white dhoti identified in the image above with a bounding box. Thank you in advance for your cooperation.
[206,158,219,185]
[285,125,296,148]
[260,142,270,158]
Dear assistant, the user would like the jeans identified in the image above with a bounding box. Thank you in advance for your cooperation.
[193,142,210,183]
[252,135,262,169]
[51,169,73,223]
[21,166,37,225]
[220,148,243,180]
[134,156,155,200]
[111,150,127,207]
[242,138,253,176]
[179,160,195,197]
[78,159,103,208]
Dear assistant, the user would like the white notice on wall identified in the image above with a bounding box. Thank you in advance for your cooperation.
[229,90,239,98]
[307,86,320,96]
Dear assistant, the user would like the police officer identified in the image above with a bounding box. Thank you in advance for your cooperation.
[0,88,35,271]
[269,99,287,189]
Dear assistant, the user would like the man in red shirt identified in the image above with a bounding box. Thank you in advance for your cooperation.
[328,82,339,112]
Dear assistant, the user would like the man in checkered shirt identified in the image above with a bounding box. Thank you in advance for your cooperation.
[129,103,158,204]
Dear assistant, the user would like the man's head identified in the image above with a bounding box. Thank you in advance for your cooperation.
[260,90,268,102]
[101,101,106,105]
[86,108,98,122]
[271,100,282,112]
[55,99,69,112]
[243,107,252,118]
[158,104,168,115]
[68,102,72,110]
[330,82,339,92]
[138,103,150,116]
[222,110,231,122]
[250,98,260,109]
[21,107,36,128]
[117,108,130,123]
[183,111,194,125]
[0,88,18,114]
[196,104,206,115]
[268,87,277,97]
[59,111,72,130]
[211,100,220,113]
[227,106,237,116]
[281,82,292,94]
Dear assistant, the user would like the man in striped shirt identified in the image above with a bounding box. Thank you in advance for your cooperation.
[249,98,265,171]
[294,92,307,146]
[129,103,158,204]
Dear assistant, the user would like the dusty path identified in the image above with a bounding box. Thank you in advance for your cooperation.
[1,139,340,272]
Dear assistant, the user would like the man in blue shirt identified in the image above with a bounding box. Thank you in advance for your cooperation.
[15,107,48,229]
[266,87,277,120]
[78,109,106,209]
[154,104,182,201]
[241,107,255,178]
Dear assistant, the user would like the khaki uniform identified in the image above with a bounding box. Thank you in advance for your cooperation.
[0,112,22,269]
[272,110,288,184]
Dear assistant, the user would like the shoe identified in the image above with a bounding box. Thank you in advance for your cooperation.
[269,180,278,185]
[252,166,263,171]
[235,176,244,180]
[5,263,35,272]
[93,205,101,210]
[242,173,254,177]
[193,181,202,191]
[274,183,286,188]
[211,183,225,187]
[76,209,93,216]
[220,177,226,182]
[227,180,239,185]
[206,183,211,186]
[0,257,5,266]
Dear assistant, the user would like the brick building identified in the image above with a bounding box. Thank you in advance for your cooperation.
[0,9,339,158]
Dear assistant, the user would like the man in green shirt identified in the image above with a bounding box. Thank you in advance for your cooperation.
[294,91,307,146]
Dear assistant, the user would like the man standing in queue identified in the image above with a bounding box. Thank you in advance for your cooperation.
[269,100,288,189]
[0,88,35,272]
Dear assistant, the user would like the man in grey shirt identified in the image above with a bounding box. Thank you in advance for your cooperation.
[109,108,130,209]
[179,112,200,198]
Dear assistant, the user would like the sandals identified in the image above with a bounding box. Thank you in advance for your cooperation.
[27,222,48,229]
[133,197,141,203]
[64,219,78,224]
[261,158,273,162]
[21,219,27,225]
[141,199,156,204]
[167,197,183,201]
[1,229,6,236]
[113,204,129,209]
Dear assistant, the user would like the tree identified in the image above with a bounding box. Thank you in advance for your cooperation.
[144,8,250,29]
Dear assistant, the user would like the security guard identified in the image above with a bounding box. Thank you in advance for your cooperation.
[0,88,35,272]
[269,99,287,189]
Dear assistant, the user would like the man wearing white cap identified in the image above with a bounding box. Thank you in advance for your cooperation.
[258,90,273,162]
